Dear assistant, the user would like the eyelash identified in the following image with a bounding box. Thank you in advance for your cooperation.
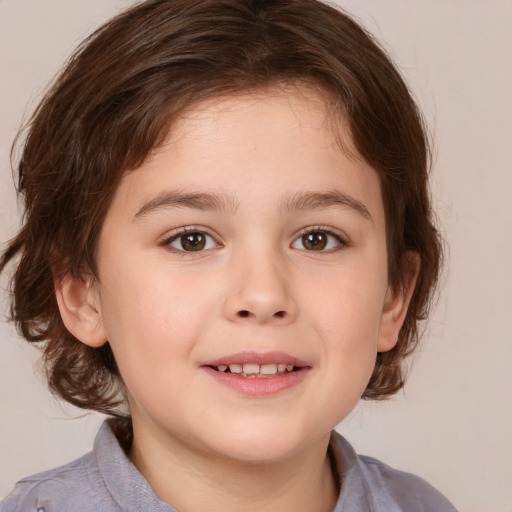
[292,226,349,252]
[161,225,349,254]
[161,227,220,255]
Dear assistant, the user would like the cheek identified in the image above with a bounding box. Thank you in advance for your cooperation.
[302,258,388,339]
[97,261,216,377]
[96,273,200,416]
[299,258,388,399]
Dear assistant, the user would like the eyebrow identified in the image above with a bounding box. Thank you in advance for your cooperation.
[133,189,372,222]
[133,191,239,220]
[279,190,373,221]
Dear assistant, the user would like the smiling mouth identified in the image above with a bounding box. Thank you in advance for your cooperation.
[209,363,299,378]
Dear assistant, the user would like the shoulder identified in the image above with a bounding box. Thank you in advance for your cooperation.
[356,454,458,511]
[330,431,458,512]
[0,452,116,512]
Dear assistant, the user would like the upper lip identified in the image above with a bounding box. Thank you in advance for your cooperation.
[203,351,310,368]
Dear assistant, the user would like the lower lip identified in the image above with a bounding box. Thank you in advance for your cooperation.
[202,366,310,396]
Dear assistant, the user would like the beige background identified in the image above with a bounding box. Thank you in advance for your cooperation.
[1,1,511,510]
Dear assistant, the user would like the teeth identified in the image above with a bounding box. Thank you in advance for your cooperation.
[260,363,277,375]
[228,363,243,374]
[242,363,260,375]
[216,363,297,376]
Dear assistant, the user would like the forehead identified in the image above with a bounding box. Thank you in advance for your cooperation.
[176,84,354,154]
[135,83,356,171]
[112,84,383,226]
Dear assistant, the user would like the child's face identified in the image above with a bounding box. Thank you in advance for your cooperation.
[86,86,408,462]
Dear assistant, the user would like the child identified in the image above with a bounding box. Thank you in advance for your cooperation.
[0,0,457,510]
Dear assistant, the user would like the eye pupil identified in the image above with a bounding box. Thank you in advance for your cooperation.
[181,233,206,251]
[303,232,327,250]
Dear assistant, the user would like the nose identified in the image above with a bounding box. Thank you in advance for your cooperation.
[222,253,298,325]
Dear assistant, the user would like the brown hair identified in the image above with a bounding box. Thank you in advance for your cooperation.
[1,0,442,414]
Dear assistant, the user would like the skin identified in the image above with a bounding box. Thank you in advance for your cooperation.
[56,85,418,512]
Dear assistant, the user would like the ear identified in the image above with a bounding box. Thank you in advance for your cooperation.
[377,252,420,353]
[54,272,107,348]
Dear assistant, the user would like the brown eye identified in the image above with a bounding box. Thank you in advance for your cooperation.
[181,233,206,251]
[302,232,328,250]
[168,231,217,252]
[291,229,345,252]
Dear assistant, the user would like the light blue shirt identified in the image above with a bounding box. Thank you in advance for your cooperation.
[1,421,457,511]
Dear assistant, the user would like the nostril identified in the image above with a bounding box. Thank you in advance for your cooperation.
[235,310,288,320]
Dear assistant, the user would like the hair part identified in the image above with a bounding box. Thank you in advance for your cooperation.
[1,0,442,415]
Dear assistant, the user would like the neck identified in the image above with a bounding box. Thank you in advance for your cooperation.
[128,423,338,512]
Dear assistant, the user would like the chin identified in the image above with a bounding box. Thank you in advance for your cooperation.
[207,422,320,464]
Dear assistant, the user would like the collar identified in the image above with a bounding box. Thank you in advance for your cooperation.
[93,420,177,511]
[93,420,367,511]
